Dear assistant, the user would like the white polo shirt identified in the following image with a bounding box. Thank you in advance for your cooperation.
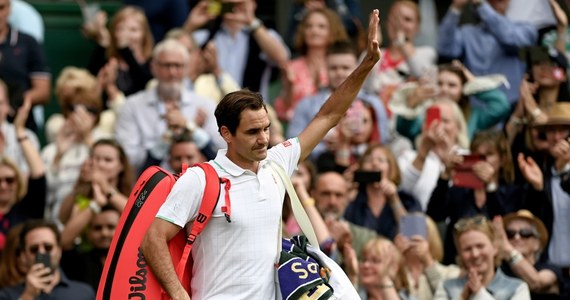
[157,138,301,300]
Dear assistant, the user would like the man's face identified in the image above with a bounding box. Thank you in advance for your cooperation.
[88,210,120,250]
[327,53,357,90]
[223,108,270,167]
[545,125,570,154]
[312,172,348,220]
[0,0,10,30]
[151,50,188,96]
[168,141,205,174]
[23,227,61,271]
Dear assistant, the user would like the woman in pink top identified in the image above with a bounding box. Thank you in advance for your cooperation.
[274,7,348,122]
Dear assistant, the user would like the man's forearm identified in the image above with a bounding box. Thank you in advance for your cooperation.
[141,230,189,299]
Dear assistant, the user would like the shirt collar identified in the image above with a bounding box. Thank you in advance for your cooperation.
[212,149,247,176]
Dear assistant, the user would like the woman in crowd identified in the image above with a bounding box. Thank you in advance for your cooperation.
[495,210,565,299]
[397,99,470,210]
[41,67,104,226]
[316,99,389,173]
[434,215,530,299]
[358,237,413,299]
[274,7,348,122]
[59,139,133,238]
[87,5,154,97]
[426,129,538,265]
[0,97,45,251]
[363,0,437,111]
[391,61,510,142]
[394,213,461,300]
[0,224,26,288]
[344,143,421,239]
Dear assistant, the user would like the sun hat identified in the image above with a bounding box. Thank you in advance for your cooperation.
[503,209,548,249]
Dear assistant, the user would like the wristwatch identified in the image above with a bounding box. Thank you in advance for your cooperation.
[249,18,263,32]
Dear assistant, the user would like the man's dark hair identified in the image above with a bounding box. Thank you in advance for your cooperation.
[215,89,267,135]
[169,129,194,153]
[326,40,358,58]
[19,219,61,250]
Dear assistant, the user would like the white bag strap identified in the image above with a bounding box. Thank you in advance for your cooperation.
[268,160,320,250]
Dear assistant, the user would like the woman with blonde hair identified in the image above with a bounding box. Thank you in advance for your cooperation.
[358,237,412,299]
[394,213,461,300]
[397,99,470,210]
[434,215,530,300]
[0,97,45,251]
[87,5,154,97]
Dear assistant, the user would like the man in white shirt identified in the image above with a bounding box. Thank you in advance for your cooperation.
[141,9,382,300]
[115,39,224,173]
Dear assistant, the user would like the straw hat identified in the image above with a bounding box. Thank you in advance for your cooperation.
[533,102,570,128]
[503,210,548,249]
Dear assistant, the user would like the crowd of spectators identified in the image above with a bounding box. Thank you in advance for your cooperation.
[1,0,570,299]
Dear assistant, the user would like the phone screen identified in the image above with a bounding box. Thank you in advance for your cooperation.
[353,171,381,184]
[425,106,441,129]
[35,252,53,274]
[400,215,427,238]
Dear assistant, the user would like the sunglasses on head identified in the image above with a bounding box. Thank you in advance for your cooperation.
[454,215,488,232]
[27,243,54,255]
[506,229,538,240]
[0,176,16,185]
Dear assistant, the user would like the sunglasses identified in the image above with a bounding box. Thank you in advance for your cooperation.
[27,243,54,255]
[506,229,538,240]
[0,176,16,185]
[454,215,488,232]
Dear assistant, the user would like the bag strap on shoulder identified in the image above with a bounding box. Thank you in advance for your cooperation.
[174,162,228,276]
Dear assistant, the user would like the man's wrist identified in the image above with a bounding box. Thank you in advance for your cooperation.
[249,18,263,33]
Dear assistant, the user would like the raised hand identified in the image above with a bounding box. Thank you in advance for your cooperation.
[472,161,495,184]
[518,153,543,190]
[363,10,382,65]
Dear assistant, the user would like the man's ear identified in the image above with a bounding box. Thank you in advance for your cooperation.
[220,126,232,143]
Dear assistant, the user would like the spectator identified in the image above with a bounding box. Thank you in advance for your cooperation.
[494,210,566,299]
[316,98,387,172]
[434,215,530,299]
[394,213,461,300]
[8,0,44,44]
[363,0,437,112]
[274,7,348,122]
[58,139,133,227]
[0,224,26,288]
[344,143,422,239]
[163,130,207,174]
[0,0,50,133]
[427,129,535,264]
[288,41,390,162]
[391,61,510,142]
[123,0,189,42]
[292,170,378,263]
[0,97,45,252]
[87,6,154,97]
[357,237,412,299]
[506,46,569,147]
[522,102,570,271]
[41,67,104,225]
[164,28,240,103]
[0,78,40,176]
[60,207,120,291]
[397,99,470,210]
[115,39,224,173]
[437,0,538,104]
[286,0,365,49]
[187,0,289,98]
[0,219,95,299]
